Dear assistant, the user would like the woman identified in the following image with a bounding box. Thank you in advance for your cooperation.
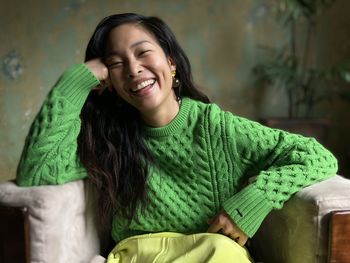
[17,13,338,262]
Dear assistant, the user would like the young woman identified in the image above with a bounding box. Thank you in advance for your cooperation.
[17,13,338,262]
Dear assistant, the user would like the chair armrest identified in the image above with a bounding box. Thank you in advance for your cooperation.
[250,175,350,263]
[0,180,101,263]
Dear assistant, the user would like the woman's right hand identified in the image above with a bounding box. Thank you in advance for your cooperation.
[85,58,112,94]
[207,210,249,246]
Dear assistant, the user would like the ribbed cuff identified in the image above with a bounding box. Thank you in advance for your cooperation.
[222,183,272,238]
[55,63,100,108]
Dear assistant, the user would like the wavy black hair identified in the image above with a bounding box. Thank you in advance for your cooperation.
[78,13,210,224]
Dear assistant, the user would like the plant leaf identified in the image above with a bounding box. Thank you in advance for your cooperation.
[341,71,350,83]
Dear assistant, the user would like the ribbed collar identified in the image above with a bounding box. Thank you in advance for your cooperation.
[144,97,191,137]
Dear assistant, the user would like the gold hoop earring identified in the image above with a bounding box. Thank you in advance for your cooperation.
[171,70,180,88]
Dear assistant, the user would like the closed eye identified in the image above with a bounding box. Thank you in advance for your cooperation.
[139,50,151,56]
[108,61,123,69]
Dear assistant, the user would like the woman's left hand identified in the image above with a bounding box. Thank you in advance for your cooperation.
[207,210,249,246]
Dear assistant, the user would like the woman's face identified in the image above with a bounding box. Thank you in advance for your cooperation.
[105,23,177,119]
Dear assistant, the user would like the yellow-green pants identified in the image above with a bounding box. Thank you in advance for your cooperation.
[107,232,253,263]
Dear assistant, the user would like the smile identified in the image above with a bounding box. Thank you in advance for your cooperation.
[131,79,156,93]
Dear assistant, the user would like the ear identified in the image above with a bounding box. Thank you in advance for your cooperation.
[167,57,176,71]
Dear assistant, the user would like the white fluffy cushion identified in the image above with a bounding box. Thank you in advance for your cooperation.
[0,180,100,263]
[251,175,350,263]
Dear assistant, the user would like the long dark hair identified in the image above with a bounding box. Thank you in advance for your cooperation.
[78,13,210,224]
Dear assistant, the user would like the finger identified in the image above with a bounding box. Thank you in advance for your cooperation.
[237,236,248,247]
[99,79,110,88]
[222,226,241,242]
[92,79,112,95]
[221,225,234,237]
[235,235,248,247]
[219,224,246,246]
[226,229,248,246]
[85,59,109,81]
[207,219,223,233]
[229,232,240,242]
[207,224,222,233]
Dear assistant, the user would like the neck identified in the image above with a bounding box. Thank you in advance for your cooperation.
[141,98,180,127]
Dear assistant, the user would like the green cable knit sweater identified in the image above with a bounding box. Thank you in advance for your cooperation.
[17,64,338,242]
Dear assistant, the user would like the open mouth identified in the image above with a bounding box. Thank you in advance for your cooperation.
[131,79,156,93]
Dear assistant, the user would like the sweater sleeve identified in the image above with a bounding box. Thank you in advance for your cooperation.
[16,64,100,186]
[217,109,338,238]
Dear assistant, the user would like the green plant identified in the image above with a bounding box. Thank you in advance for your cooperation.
[253,0,350,118]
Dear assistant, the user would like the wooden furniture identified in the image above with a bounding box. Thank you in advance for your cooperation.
[329,210,350,263]
[1,175,350,263]
[0,206,30,263]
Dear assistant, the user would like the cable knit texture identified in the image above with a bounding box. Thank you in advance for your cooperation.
[17,64,99,185]
[17,64,338,242]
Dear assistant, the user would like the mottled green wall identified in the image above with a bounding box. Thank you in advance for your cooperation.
[1,0,349,182]
[316,1,350,178]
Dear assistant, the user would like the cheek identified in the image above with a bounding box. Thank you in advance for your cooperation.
[150,55,172,75]
[109,71,124,90]
[159,64,173,85]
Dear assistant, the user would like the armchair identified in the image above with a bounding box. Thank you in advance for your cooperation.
[1,175,350,263]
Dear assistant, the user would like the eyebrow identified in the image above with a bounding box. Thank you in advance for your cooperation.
[105,40,152,58]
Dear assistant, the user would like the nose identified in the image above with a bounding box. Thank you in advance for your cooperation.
[126,58,142,78]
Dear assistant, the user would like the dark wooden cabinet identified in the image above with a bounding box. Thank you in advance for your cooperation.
[0,206,30,263]
[329,211,350,263]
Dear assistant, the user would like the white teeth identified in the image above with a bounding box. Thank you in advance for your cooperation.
[132,79,155,92]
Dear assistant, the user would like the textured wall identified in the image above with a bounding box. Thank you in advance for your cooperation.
[317,1,350,178]
[1,0,349,182]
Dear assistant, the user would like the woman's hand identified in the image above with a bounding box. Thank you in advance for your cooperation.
[85,58,112,94]
[207,210,249,246]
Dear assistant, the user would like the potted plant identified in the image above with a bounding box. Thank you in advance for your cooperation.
[253,0,350,143]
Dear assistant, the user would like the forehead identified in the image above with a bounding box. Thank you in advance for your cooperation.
[106,23,159,51]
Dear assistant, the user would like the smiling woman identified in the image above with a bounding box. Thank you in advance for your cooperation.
[104,23,178,126]
[16,13,338,262]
